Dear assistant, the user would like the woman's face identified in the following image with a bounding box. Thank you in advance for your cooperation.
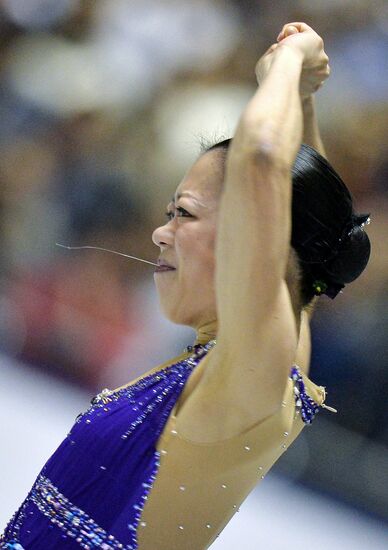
[152,150,223,328]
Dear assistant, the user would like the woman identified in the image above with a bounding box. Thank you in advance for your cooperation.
[1,22,370,550]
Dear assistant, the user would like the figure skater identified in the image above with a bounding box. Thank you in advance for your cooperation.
[1,22,370,550]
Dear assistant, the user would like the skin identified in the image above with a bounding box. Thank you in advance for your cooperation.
[151,148,311,442]
[151,23,328,440]
[152,148,302,333]
[152,23,329,338]
[152,150,222,330]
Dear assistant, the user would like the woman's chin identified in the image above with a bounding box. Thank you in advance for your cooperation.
[158,300,180,324]
[163,310,187,326]
[160,303,194,327]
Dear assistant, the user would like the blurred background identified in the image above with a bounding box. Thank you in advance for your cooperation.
[0,0,387,547]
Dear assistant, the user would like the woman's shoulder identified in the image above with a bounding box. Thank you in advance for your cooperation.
[173,345,332,445]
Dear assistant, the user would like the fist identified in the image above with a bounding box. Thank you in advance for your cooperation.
[256,22,330,99]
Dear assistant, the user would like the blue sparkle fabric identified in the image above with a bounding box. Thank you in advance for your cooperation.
[1,343,214,550]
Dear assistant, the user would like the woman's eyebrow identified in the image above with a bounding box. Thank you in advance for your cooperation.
[172,192,208,208]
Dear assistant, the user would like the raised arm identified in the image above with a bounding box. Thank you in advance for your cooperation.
[302,95,326,158]
[174,25,330,441]
[298,48,329,361]
[254,27,328,378]
[294,31,328,358]
[298,95,324,358]
[256,26,329,161]
[208,25,329,421]
[216,25,328,329]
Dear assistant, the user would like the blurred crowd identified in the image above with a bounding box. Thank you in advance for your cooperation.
[0,0,386,520]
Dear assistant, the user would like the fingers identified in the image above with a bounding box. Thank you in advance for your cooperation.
[277,22,315,42]
[308,66,330,80]
[284,25,298,38]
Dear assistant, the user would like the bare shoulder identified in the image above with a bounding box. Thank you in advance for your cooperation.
[175,281,299,443]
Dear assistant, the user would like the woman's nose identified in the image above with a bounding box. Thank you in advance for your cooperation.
[152,222,174,248]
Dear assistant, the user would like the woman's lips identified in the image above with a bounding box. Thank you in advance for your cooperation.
[155,259,176,272]
[154,266,176,272]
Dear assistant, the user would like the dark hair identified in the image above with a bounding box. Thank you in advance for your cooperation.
[204,139,371,307]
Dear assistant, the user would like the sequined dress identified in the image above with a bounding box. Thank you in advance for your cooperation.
[1,338,328,550]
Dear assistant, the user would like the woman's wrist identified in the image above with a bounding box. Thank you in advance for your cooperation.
[301,94,315,108]
[255,41,303,94]
[276,41,304,64]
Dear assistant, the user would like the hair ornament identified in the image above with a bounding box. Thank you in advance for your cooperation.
[343,213,371,240]
[359,215,371,229]
[312,279,328,296]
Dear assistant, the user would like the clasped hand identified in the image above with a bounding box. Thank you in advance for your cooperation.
[255,22,330,99]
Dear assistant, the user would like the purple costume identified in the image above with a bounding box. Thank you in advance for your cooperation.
[1,340,319,549]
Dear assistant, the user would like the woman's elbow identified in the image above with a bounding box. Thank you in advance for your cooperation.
[231,119,290,171]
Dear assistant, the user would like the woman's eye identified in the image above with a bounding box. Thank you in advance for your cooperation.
[165,207,192,220]
[176,206,192,217]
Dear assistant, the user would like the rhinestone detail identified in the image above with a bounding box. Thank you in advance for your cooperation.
[29,475,128,549]
[1,339,217,549]
[291,366,321,424]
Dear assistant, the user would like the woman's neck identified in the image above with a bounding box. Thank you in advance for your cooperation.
[194,319,218,345]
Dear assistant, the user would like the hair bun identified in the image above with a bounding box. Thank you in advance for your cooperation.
[320,213,371,291]
[204,140,372,305]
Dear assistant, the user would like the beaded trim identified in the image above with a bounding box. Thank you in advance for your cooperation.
[0,541,25,549]
[129,450,161,548]
[127,339,217,547]
[0,340,217,550]
[0,484,35,548]
[291,366,320,424]
[30,475,131,549]
[79,339,217,424]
